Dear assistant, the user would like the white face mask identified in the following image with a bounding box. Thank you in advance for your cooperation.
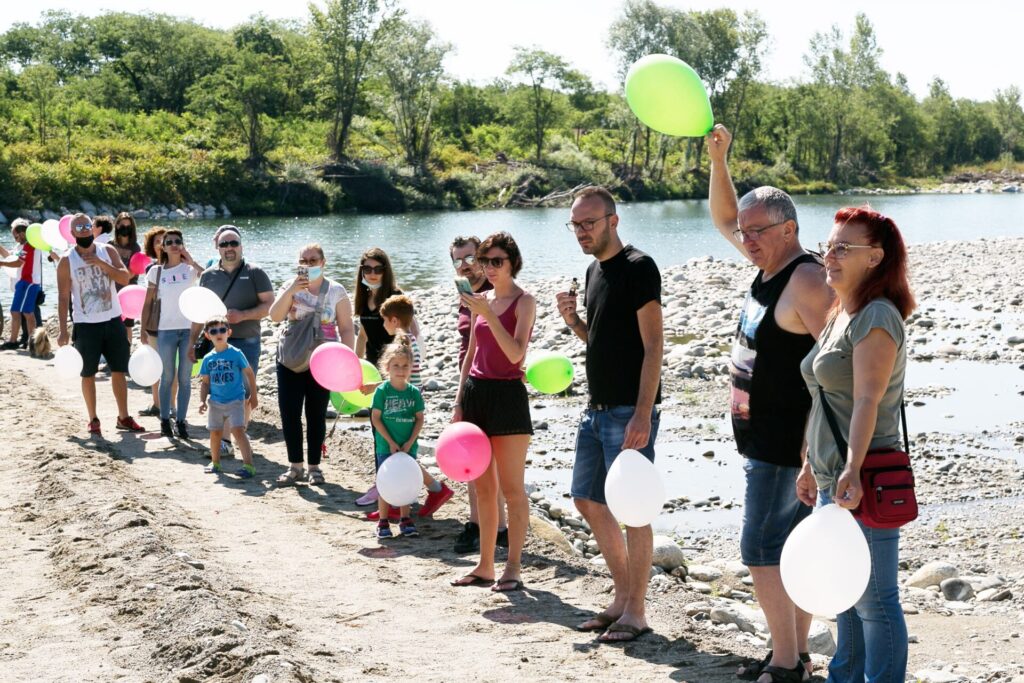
[307,266,323,280]
[361,278,382,290]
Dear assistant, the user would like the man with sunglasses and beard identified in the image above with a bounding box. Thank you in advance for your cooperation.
[56,213,145,436]
[190,225,273,454]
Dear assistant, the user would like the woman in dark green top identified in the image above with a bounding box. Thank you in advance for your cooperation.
[798,206,915,683]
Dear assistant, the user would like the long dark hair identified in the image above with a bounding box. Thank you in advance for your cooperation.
[114,212,139,248]
[159,228,184,265]
[353,247,400,314]
[832,206,916,319]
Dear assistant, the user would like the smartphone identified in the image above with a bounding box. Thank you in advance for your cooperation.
[297,265,309,279]
[455,276,474,295]
[568,277,579,297]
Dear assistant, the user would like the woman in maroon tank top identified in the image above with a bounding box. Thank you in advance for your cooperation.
[451,232,536,593]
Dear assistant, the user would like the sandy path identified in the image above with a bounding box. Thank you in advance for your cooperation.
[0,349,749,682]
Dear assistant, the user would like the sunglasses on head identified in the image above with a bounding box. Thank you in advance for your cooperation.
[218,239,240,248]
[206,326,229,335]
[163,238,183,246]
[361,264,386,275]
[477,256,508,268]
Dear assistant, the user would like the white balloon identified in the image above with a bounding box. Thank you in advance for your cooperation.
[128,345,163,387]
[604,449,665,527]
[54,345,84,380]
[376,452,422,507]
[41,220,67,250]
[781,504,871,616]
[178,286,227,324]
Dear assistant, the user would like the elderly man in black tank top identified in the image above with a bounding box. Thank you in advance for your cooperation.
[708,125,833,683]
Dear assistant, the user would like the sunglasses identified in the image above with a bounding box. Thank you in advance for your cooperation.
[452,255,477,268]
[163,238,183,246]
[206,326,229,335]
[361,264,386,275]
[218,240,240,248]
[477,256,508,269]
[71,223,93,233]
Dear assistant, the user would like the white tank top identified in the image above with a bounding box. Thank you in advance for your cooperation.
[68,246,122,324]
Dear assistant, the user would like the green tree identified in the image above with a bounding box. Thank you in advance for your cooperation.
[19,63,59,144]
[506,47,578,163]
[992,86,1024,160]
[308,0,401,161]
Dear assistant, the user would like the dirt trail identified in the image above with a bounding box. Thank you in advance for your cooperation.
[0,350,750,682]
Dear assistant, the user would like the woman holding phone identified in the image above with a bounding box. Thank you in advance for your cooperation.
[270,243,355,486]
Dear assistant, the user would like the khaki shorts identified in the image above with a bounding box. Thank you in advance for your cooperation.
[207,399,245,432]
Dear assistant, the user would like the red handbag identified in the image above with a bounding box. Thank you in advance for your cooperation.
[818,387,918,529]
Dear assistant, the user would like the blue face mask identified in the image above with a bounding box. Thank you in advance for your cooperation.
[361,277,381,290]
[307,266,323,280]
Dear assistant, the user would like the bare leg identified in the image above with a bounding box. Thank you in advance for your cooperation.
[209,430,223,466]
[82,376,98,421]
[468,483,508,529]
[231,426,253,466]
[24,313,36,337]
[452,457,498,583]
[111,372,130,419]
[8,312,22,343]
[749,565,801,681]
[492,434,530,587]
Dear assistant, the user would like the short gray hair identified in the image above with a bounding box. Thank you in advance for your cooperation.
[738,186,799,233]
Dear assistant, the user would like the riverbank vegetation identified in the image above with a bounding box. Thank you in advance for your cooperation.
[2,0,1023,215]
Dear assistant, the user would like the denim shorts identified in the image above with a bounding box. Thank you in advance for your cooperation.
[571,405,660,505]
[740,457,812,566]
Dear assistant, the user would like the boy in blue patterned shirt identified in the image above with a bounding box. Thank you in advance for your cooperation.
[198,316,258,477]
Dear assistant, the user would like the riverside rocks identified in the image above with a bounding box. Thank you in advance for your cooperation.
[908,561,960,589]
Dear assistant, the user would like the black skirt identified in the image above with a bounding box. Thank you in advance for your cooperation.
[460,376,533,437]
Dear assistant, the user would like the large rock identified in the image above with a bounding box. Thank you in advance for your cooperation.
[709,604,764,634]
[906,561,958,588]
[651,535,685,570]
[769,619,835,656]
[940,577,974,602]
[687,564,723,582]
[79,199,97,216]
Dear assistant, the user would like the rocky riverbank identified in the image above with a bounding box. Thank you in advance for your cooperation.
[0,199,231,225]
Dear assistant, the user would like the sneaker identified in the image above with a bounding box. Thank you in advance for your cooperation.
[204,462,222,474]
[418,482,454,518]
[138,405,160,417]
[399,517,419,537]
[175,421,189,439]
[376,521,393,539]
[366,507,401,523]
[496,528,509,548]
[453,521,480,554]
[237,464,255,479]
[87,417,102,436]
[355,485,379,507]
[220,439,235,458]
[160,419,173,438]
[116,416,145,432]
[1,341,20,350]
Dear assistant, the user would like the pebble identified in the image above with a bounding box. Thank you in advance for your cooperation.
[651,535,686,570]
[687,564,723,582]
[907,561,959,588]
[940,577,974,602]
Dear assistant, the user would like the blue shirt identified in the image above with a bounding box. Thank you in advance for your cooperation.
[199,345,250,403]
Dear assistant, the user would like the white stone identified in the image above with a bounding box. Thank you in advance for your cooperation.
[688,564,723,582]
[913,671,966,683]
[906,561,958,588]
[651,535,685,570]
[770,620,835,656]
[709,604,763,634]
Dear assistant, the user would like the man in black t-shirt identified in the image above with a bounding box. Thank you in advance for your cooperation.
[556,186,663,643]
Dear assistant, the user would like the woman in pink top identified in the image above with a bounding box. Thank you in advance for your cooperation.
[451,232,536,593]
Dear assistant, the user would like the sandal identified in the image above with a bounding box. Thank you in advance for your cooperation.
[597,622,654,643]
[276,468,305,486]
[756,665,805,683]
[450,573,495,587]
[576,612,619,632]
[738,652,811,681]
[308,469,325,486]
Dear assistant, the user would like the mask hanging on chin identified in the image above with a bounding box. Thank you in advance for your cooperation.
[75,235,95,249]
[361,277,382,290]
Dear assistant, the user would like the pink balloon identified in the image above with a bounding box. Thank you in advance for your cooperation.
[58,214,75,244]
[129,252,152,276]
[118,284,147,319]
[309,342,362,392]
[436,422,492,482]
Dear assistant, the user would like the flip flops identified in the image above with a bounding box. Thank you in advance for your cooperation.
[491,579,525,593]
[597,622,654,643]
[450,573,495,588]
[576,612,618,632]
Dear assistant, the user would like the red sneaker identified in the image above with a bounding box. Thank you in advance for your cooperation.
[88,418,101,435]
[418,483,454,518]
[116,416,145,432]
[367,507,401,522]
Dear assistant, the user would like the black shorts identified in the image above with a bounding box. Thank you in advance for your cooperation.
[73,317,130,377]
[460,376,533,437]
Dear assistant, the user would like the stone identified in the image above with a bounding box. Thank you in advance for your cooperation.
[1007,335,1024,346]
[687,564,722,582]
[547,505,565,520]
[906,561,958,588]
[684,601,711,616]
[132,209,150,219]
[688,580,713,594]
[220,203,232,217]
[977,588,1012,602]
[0,211,7,224]
[939,578,974,601]
[769,620,835,656]
[913,671,966,683]
[709,605,763,634]
[80,199,97,216]
[651,535,685,570]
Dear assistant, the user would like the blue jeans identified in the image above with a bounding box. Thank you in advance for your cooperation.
[819,490,908,683]
[158,329,193,421]
[571,405,660,504]
[740,458,811,566]
[230,336,261,398]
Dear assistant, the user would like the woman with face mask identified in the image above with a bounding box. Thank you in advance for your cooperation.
[111,213,142,344]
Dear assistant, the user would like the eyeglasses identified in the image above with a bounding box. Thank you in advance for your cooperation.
[206,326,229,335]
[163,238,183,246]
[819,241,877,260]
[452,255,477,268]
[218,240,240,248]
[565,213,613,233]
[361,264,385,275]
[299,258,321,266]
[71,223,93,233]
[732,221,786,242]
[477,256,508,269]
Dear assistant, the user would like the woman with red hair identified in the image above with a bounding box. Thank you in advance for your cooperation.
[797,206,914,682]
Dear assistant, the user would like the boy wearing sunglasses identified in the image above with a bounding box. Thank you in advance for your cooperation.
[198,315,259,478]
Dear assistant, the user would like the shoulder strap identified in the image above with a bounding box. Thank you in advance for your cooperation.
[312,281,330,341]
[154,265,163,301]
[818,387,910,461]
[220,260,245,301]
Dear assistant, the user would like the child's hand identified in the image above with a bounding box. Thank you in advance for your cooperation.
[199,402,207,415]
[401,440,415,453]
[359,382,375,395]
[248,394,259,410]
[388,440,400,454]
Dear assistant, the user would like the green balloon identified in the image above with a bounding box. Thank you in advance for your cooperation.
[25,223,51,252]
[625,54,714,137]
[191,360,201,378]
[330,391,361,415]
[526,353,574,395]
[340,359,382,409]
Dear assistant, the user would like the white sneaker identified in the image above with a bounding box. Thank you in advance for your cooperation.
[220,439,235,458]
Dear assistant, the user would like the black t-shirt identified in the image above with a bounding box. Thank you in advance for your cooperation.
[358,288,401,366]
[584,245,662,406]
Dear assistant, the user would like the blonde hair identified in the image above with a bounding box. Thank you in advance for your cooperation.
[378,331,414,376]
[300,242,325,261]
